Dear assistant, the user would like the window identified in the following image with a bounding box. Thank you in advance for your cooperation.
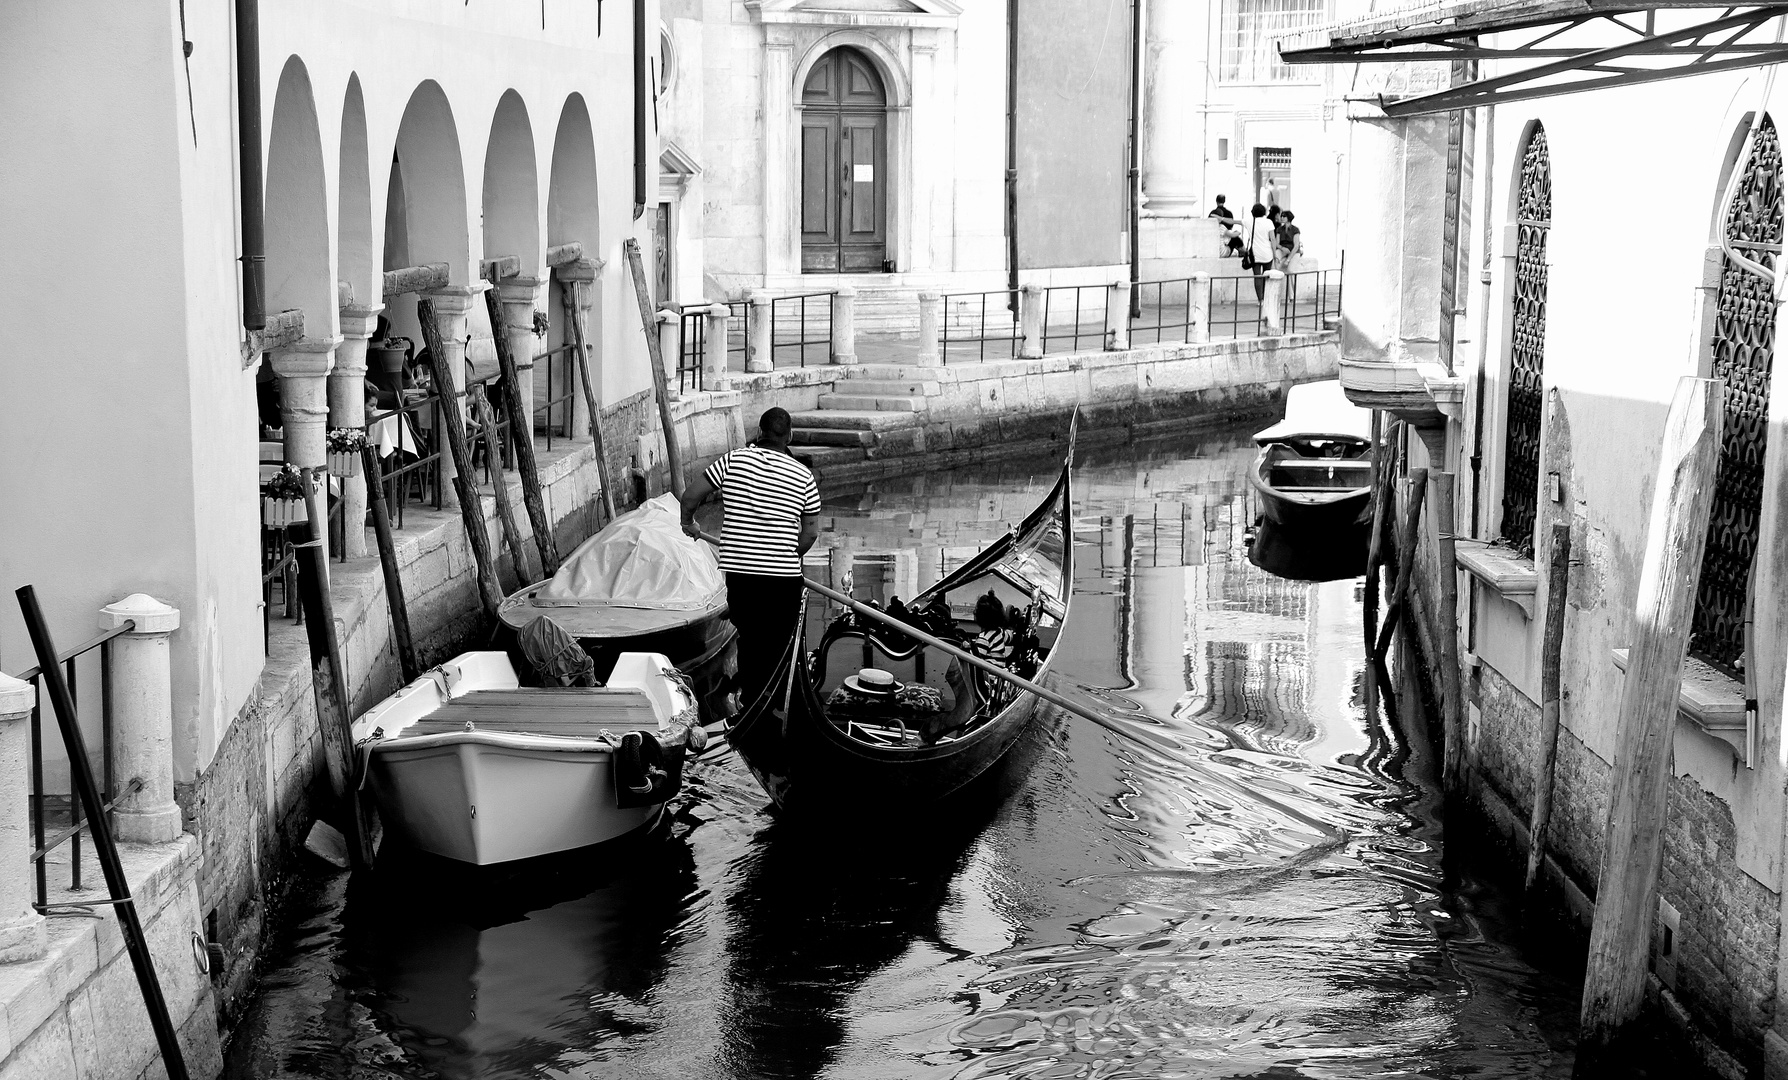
[1219,0,1327,83]
[1691,115,1781,679]
[1499,124,1550,558]
[1218,137,1230,162]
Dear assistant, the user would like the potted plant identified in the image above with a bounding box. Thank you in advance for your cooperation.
[532,310,550,338]
[262,463,308,528]
[326,428,366,478]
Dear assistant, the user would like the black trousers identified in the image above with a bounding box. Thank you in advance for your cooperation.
[726,572,805,711]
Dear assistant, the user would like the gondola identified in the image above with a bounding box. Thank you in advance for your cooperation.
[498,494,736,717]
[1247,379,1374,530]
[726,424,1076,813]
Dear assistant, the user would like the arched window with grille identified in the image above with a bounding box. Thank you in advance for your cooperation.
[1500,124,1550,557]
[1692,115,1782,680]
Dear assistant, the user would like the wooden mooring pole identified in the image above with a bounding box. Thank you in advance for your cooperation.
[472,385,534,586]
[359,444,418,684]
[623,237,687,499]
[417,298,505,623]
[1575,376,1723,1076]
[560,270,620,524]
[1526,520,1571,892]
[1375,468,1428,661]
[484,284,561,577]
[1363,411,1387,716]
[1431,471,1466,786]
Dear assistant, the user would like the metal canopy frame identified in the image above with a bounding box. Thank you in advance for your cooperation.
[1282,2,1788,116]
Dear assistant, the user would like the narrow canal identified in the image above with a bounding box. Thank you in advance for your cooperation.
[227,423,1632,1079]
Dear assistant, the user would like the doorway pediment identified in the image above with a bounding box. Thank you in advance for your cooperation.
[748,0,961,28]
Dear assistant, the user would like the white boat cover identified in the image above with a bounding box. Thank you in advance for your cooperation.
[498,495,727,637]
[1253,379,1372,445]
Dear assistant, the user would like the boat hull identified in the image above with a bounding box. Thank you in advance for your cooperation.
[579,611,736,721]
[370,736,672,865]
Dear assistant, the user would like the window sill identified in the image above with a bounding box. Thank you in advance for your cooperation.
[1455,540,1538,619]
[1610,648,1751,765]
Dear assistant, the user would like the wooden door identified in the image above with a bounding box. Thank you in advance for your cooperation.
[800,48,887,274]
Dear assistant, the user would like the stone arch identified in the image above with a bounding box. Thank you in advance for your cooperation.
[338,74,374,307]
[483,90,541,277]
[390,80,471,280]
[790,31,912,109]
[265,55,334,334]
[547,94,600,249]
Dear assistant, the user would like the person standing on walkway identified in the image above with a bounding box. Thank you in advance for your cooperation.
[1246,203,1275,302]
[680,407,821,711]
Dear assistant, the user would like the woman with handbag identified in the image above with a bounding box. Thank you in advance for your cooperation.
[1244,203,1275,302]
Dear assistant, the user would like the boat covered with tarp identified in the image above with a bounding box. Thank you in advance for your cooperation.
[1248,379,1374,529]
[726,423,1076,813]
[498,495,734,709]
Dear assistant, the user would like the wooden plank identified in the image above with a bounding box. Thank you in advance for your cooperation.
[559,274,620,524]
[471,385,534,586]
[1577,376,1724,1072]
[297,469,374,867]
[623,237,687,499]
[382,262,451,299]
[483,284,561,576]
[545,242,585,268]
[416,298,506,622]
[480,255,521,280]
[360,444,418,683]
[1431,471,1465,786]
[1527,520,1571,891]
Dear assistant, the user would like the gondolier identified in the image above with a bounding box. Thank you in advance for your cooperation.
[680,407,821,711]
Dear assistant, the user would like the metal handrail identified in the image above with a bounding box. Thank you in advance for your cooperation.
[770,292,832,367]
[1039,284,1109,355]
[939,289,1020,364]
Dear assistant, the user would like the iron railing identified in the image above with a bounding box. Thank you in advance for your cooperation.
[940,290,1020,364]
[533,343,580,451]
[14,621,139,913]
[365,389,444,530]
[769,292,831,367]
[1039,284,1110,355]
[677,308,708,394]
[727,301,751,372]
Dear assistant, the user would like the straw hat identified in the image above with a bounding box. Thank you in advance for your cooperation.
[843,668,903,698]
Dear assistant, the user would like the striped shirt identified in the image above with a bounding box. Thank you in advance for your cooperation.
[705,445,820,576]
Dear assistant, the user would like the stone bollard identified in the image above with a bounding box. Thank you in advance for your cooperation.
[101,594,183,844]
[830,286,857,365]
[704,303,731,391]
[0,673,45,962]
[747,290,773,373]
[1189,271,1211,344]
[916,291,943,366]
[1019,283,1045,359]
[1263,270,1286,335]
[656,309,683,394]
[1105,280,1132,352]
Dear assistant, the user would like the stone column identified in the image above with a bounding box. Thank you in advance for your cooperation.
[425,286,483,503]
[1019,283,1045,360]
[498,277,543,441]
[704,304,731,391]
[830,286,857,365]
[1141,0,1203,217]
[763,40,796,278]
[916,291,943,366]
[334,304,383,559]
[0,674,44,963]
[556,261,600,437]
[270,337,342,468]
[747,290,774,373]
[1106,280,1132,351]
[1190,271,1211,343]
[1263,270,1286,335]
[657,309,682,393]
[100,594,182,844]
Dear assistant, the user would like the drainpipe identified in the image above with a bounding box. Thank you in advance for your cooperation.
[1468,104,1495,540]
[235,0,265,331]
[633,0,647,220]
[1005,0,1019,311]
[1128,0,1144,317]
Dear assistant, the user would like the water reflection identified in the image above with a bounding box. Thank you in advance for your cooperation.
[226,424,1612,1080]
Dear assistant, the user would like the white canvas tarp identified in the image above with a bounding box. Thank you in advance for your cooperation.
[1253,380,1372,445]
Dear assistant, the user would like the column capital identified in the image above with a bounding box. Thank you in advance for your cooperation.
[267,336,342,379]
[498,275,544,297]
[338,304,386,341]
[553,258,603,285]
[0,672,33,720]
[424,283,489,315]
[103,593,181,636]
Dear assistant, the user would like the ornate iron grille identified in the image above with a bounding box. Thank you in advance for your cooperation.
[1500,125,1550,557]
[1692,115,1782,679]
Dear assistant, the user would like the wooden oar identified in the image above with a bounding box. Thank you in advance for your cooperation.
[692,531,1177,754]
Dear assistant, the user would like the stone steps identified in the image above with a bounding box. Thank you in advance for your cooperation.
[788,409,919,430]
[791,427,876,447]
[820,394,923,412]
[836,377,943,397]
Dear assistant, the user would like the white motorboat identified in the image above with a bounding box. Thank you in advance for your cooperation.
[352,650,702,865]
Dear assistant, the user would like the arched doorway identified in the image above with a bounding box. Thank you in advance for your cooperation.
[801,47,887,273]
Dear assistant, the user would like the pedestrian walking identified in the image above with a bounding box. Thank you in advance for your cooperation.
[1245,203,1275,302]
[680,407,821,712]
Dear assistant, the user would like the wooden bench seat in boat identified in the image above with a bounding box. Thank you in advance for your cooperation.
[399,687,659,738]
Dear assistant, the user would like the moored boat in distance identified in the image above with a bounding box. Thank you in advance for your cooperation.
[352,650,701,865]
[1248,379,1374,530]
[726,422,1076,813]
[497,494,736,717]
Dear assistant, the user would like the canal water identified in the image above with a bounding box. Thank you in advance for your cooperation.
[225,423,1670,1079]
